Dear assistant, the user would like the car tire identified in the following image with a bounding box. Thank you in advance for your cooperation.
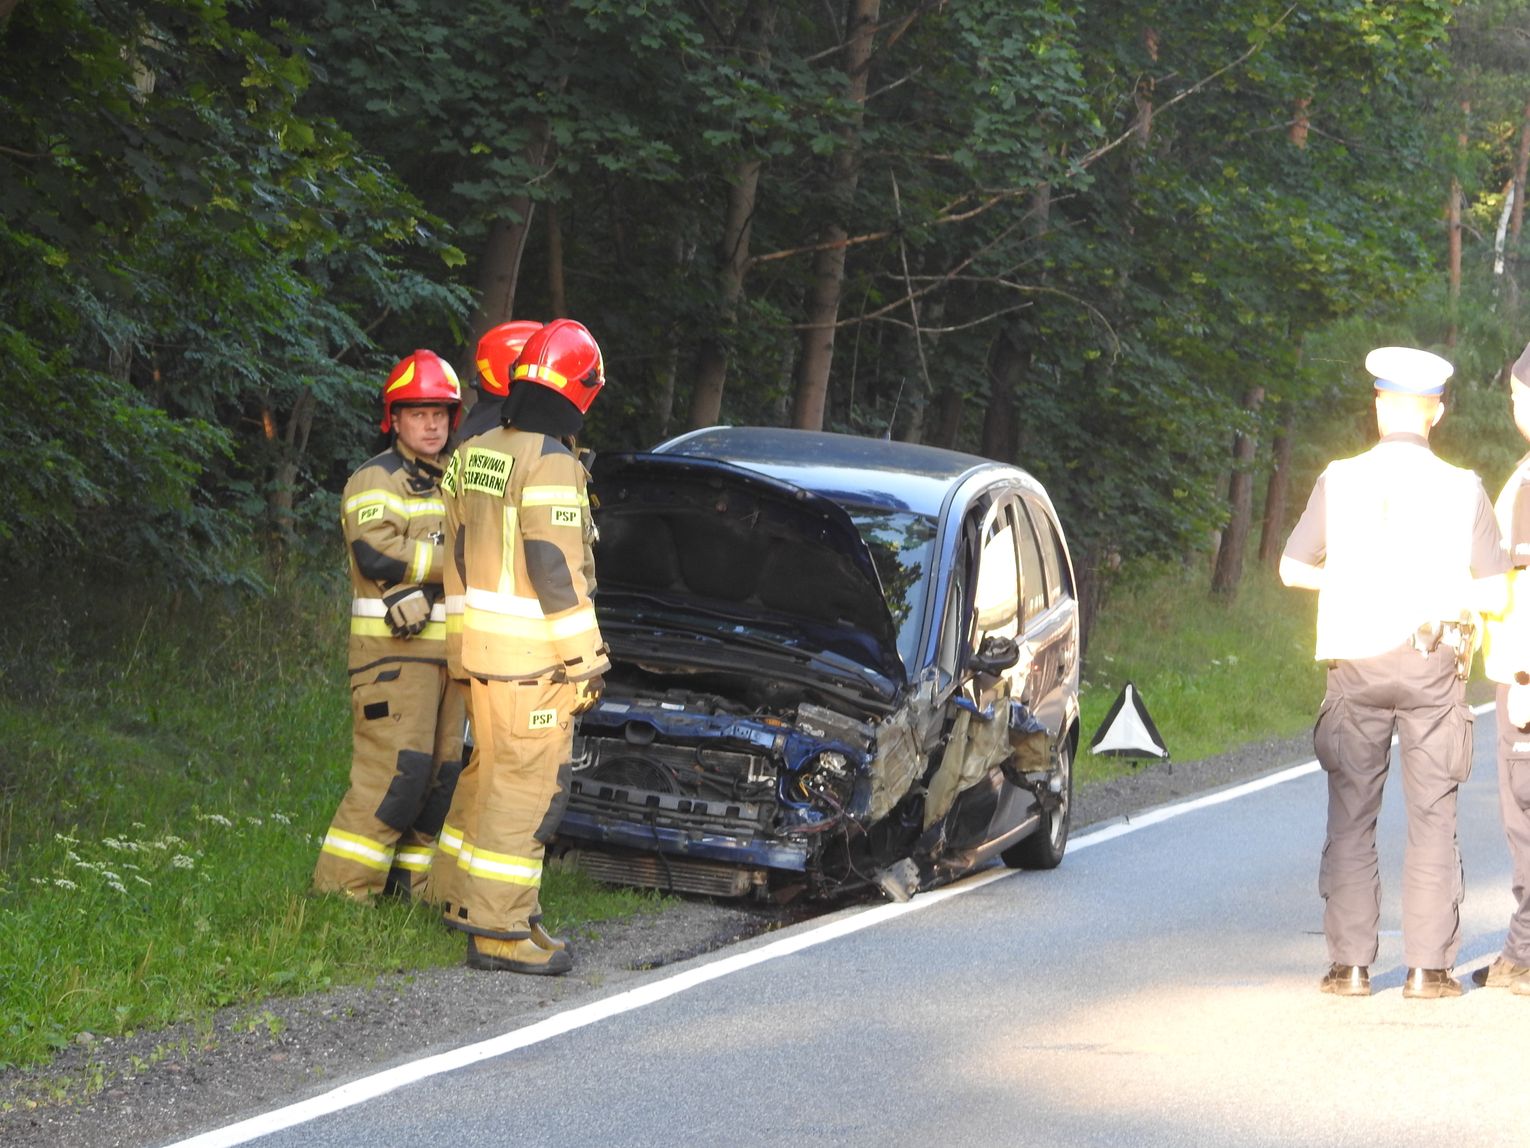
[1001,734,1072,870]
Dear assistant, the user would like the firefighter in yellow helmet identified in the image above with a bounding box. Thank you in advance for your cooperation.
[313,350,468,901]
[428,320,542,912]
[439,318,608,974]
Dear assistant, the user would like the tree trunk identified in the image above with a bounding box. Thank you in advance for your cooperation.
[470,112,559,343]
[1447,102,1469,347]
[690,156,764,427]
[1257,404,1296,567]
[1211,385,1264,598]
[546,201,566,318]
[1289,96,1310,148]
[789,0,879,431]
[982,336,1021,461]
[928,385,965,449]
[1512,100,1530,266]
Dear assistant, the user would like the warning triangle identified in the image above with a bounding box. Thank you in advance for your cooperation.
[1089,681,1169,759]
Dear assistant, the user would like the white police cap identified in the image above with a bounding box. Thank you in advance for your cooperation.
[1365,346,1453,396]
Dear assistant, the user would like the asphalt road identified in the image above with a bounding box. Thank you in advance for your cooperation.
[171,711,1529,1148]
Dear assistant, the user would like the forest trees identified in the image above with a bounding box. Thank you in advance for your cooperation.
[3,0,1525,609]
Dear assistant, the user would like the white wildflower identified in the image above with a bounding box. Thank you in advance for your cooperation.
[53,878,78,890]
[132,875,152,887]
[107,880,127,894]
[270,813,292,825]
[198,814,234,828]
[55,833,79,846]
[30,877,48,886]
[1225,655,1239,666]
[245,817,263,827]
[101,870,121,883]
[171,855,196,870]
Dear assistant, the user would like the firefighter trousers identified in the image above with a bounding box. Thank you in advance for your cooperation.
[313,660,466,901]
[1313,642,1471,969]
[426,676,475,912]
[443,676,575,940]
[1493,684,1530,966]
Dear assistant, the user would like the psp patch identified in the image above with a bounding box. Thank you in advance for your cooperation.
[550,507,581,528]
[463,447,513,497]
[441,451,460,496]
[528,708,558,731]
[356,504,383,525]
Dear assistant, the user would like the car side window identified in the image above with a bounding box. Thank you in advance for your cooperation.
[1013,500,1046,624]
[1025,499,1070,605]
[972,505,1021,648]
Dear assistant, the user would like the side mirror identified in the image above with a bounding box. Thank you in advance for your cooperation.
[970,634,1020,676]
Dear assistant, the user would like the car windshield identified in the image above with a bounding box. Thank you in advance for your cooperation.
[847,508,938,668]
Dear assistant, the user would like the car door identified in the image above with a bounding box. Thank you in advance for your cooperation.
[1015,496,1079,740]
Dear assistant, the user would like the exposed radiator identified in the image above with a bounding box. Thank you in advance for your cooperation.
[563,848,763,898]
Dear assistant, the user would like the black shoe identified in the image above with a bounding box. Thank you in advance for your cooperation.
[1320,963,1370,996]
[1470,956,1530,988]
[1403,967,1462,999]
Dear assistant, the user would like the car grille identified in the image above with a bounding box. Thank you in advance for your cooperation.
[568,736,776,836]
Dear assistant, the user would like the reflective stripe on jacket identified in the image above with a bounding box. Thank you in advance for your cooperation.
[343,443,448,673]
[1483,455,1530,683]
[442,428,608,681]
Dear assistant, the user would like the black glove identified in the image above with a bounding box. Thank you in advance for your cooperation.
[571,673,605,715]
[383,585,430,638]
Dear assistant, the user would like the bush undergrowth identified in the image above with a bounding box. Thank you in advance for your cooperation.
[0,571,665,1070]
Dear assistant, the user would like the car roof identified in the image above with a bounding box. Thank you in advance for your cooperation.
[653,426,1021,517]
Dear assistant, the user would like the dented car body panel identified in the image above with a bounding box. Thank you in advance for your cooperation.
[556,427,1081,900]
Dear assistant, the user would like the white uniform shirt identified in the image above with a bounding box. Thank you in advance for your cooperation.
[1283,434,1506,662]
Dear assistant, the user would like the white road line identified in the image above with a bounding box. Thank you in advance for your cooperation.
[166,704,1503,1148]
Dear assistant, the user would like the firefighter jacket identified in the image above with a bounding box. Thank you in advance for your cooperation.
[1482,452,1530,684]
[343,442,448,674]
[1283,434,1507,662]
[442,427,608,683]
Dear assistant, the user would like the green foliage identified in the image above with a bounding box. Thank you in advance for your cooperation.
[0,0,469,581]
[0,574,666,1069]
[1079,556,1327,776]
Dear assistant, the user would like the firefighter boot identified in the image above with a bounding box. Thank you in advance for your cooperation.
[465,935,572,976]
[530,918,572,955]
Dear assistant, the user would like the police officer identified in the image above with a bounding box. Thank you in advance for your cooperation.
[1476,338,1530,995]
[428,319,543,914]
[1281,346,1509,998]
[439,319,608,975]
[314,350,468,901]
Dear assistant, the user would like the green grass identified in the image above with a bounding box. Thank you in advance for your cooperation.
[1077,559,1327,783]
[0,573,666,1070]
[0,556,1336,1070]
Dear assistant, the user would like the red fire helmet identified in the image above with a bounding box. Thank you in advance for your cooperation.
[475,320,544,398]
[511,319,605,415]
[380,349,462,432]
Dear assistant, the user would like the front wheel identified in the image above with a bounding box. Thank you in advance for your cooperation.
[1001,734,1072,870]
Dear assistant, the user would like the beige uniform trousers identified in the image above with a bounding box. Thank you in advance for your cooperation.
[425,676,475,911]
[442,676,576,939]
[313,660,466,900]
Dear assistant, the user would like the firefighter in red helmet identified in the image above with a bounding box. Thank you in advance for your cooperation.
[313,350,468,902]
[428,320,542,912]
[438,319,608,974]
[457,320,544,442]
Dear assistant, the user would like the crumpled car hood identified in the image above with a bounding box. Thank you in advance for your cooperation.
[591,453,906,686]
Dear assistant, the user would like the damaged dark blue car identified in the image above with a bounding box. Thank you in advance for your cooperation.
[554,427,1081,901]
